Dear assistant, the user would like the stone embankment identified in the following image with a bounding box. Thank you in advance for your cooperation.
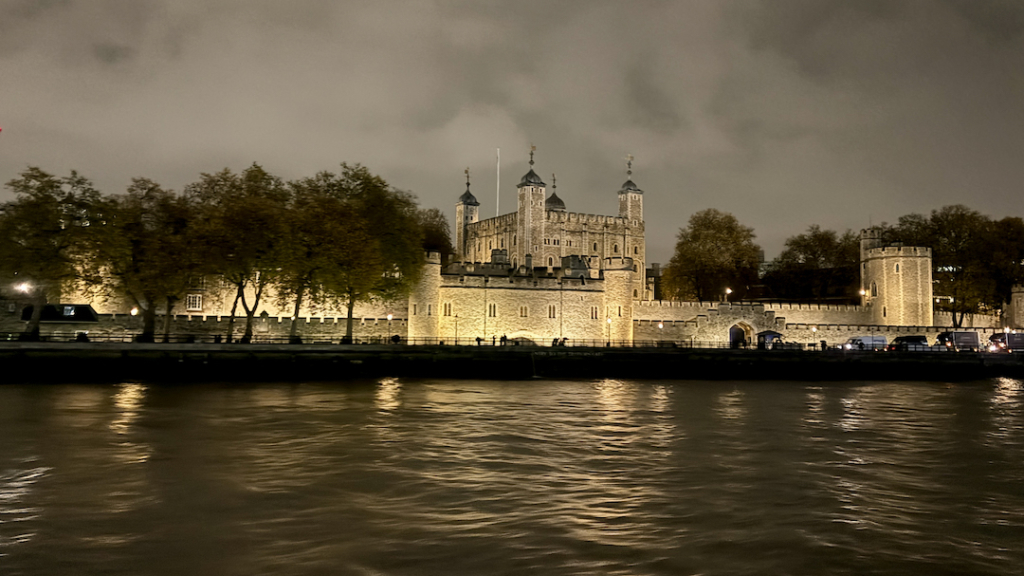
[2,343,1023,383]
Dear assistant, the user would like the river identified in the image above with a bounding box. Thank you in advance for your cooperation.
[2,378,1022,575]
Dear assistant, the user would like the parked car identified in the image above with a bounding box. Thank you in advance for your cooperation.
[887,335,930,351]
[936,331,980,352]
[843,335,888,351]
[988,332,1024,353]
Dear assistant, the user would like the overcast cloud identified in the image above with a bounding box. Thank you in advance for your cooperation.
[2,0,1023,263]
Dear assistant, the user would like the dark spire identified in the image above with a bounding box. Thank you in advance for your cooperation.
[619,153,643,194]
[546,173,566,211]
[458,167,479,205]
[518,144,546,188]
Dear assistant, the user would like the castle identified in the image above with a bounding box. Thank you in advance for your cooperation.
[7,152,1023,344]
[405,152,1017,347]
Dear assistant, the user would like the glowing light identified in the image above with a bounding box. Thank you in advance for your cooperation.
[387,314,393,321]
[130,308,138,316]
[658,322,664,329]
[15,282,31,293]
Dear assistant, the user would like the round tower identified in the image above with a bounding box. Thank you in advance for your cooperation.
[603,257,635,344]
[408,252,442,341]
[1006,284,1024,329]
[861,242,933,326]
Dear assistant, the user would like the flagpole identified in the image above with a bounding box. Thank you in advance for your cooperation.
[496,148,500,218]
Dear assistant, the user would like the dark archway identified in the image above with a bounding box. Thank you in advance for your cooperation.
[729,323,752,349]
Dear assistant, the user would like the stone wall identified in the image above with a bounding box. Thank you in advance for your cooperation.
[1,310,409,342]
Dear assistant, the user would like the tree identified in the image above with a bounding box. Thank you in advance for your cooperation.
[0,167,100,340]
[321,164,423,342]
[765,225,859,301]
[887,205,993,327]
[274,173,377,341]
[416,207,455,260]
[187,164,290,342]
[662,209,761,301]
[90,179,199,342]
[986,217,1024,312]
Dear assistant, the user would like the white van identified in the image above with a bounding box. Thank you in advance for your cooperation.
[843,336,888,351]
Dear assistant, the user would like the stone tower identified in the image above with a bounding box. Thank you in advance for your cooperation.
[516,147,546,269]
[860,228,933,326]
[618,155,643,223]
[618,155,645,299]
[604,257,635,343]
[1006,284,1024,329]
[455,169,479,259]
[408,252,442,340]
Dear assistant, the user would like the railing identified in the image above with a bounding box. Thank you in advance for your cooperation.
[0,331,794,350]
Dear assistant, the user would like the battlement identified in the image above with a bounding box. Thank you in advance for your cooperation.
[603,256,635,270]
[865,245,931,258]
[763,302,863,313]
[545,211,629,225]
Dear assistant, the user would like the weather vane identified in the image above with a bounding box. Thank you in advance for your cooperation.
[529,144,536,166]
[626,154,634,176]
[465,167,470,187]
[552,173,556,190]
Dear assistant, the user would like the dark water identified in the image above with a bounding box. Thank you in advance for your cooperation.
[2,378,1023,576]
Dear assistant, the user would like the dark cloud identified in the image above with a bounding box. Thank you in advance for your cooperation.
[1,0,1022,265]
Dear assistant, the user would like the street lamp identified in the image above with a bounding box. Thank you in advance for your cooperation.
[607,317,612,347]
[455,314,459,345]
[15,282,31,294]
[387,314,393,343]
[724,288,732,303]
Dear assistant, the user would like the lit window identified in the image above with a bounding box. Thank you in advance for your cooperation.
[186,294,203,311]
[63,306,75,317]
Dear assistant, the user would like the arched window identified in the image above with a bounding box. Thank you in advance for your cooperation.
[548,257,553,266]
[633,246,638,255]
[871,282,878,297]
[633,264,638,272]
[895,263,900,272]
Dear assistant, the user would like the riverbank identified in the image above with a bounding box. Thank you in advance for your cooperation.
[3,342,1023,383]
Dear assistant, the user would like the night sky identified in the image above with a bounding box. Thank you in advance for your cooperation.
[2,0,1023,265]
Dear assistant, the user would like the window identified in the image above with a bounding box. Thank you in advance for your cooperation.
[186,294,203,311]
[548,305,556,318]
[513,235,517,246]
[633,264,638,272]
[427,305,432,316]
[591,307,599,319]
[634,246,638,255]
[871,282,878,297]
[618,306,622,317]
[896,263,900,272]
[593,242,598,251]
[443,303,452,316]
[519,306,528,317]
[63,306,75,317]
[614,244,619,253]
[488,303,497,317]
[633,289,638,298]
[413,304,418,316]
[548,257,554,266]
[501,239,504,248]
[883,306,887,317]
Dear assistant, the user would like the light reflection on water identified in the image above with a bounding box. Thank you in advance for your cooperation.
[0,379,1022,575]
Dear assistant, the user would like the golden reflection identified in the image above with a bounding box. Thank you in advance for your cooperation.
[376,377,401,412]
[649,384,670,413]
[989,378,1023,442]
[714,389,746,422]
[837,395,866,433]
[53,387,107,429]
[594,379,632,412]
[109,383,151,465]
